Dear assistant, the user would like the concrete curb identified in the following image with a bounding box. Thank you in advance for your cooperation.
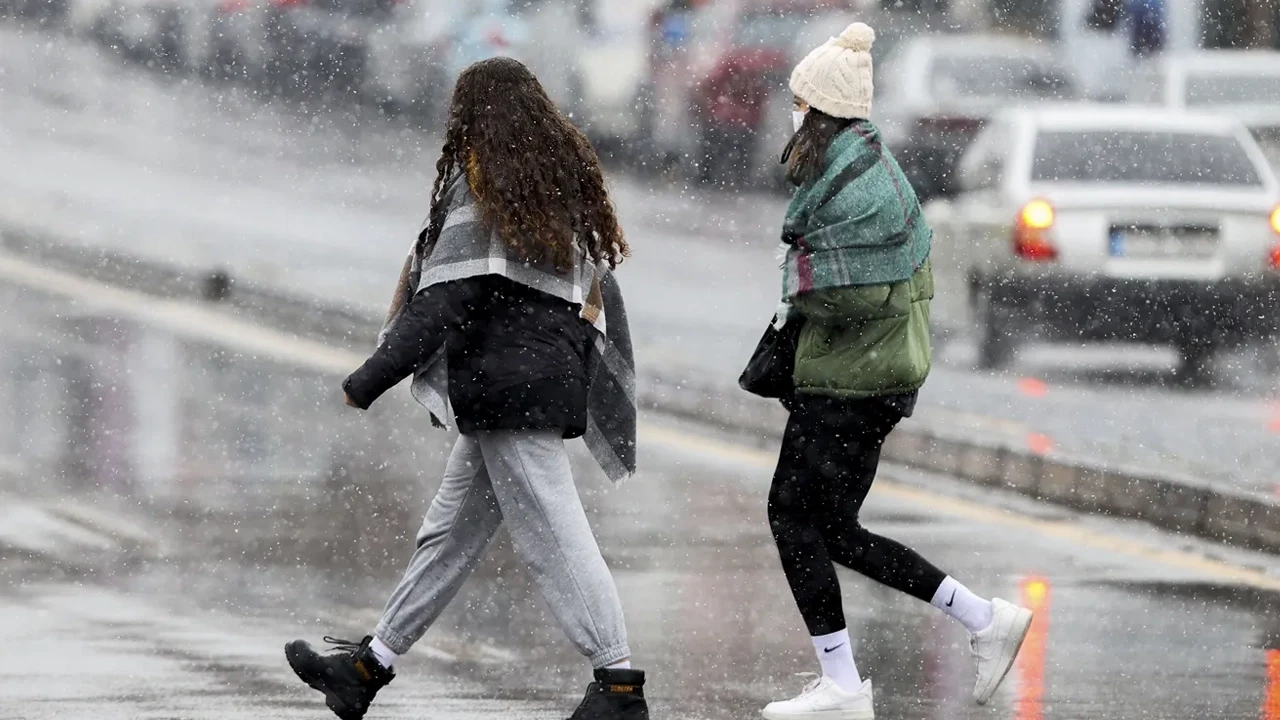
[640,369,1280,554]
[6,226,1280,555]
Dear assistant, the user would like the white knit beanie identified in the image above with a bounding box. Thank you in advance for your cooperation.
[789,22,875,119]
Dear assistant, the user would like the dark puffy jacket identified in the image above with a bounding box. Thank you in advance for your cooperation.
[343,275,591,438]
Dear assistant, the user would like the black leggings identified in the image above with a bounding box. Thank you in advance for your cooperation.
[768,393,947,636]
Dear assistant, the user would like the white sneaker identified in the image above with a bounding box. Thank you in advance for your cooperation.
[971,597,1034,705]
[761,675,875,720]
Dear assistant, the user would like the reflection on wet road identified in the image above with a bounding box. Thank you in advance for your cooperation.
[3,270,1280,719]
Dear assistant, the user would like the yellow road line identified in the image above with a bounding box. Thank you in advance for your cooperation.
[640,425,1280,593]
[0,253,364,373]
[5,252,1279,593]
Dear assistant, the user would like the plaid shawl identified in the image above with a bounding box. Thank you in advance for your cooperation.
[780,121,932,302]
[380,173,637,483]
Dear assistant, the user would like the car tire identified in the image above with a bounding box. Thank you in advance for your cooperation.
[631,83,655,166]
[976,283,1016,371]
[1176,339,1216,388]
[154,8,185,74]
[695,125,716,186]
[698,125,749,189]
[262,51,298,96]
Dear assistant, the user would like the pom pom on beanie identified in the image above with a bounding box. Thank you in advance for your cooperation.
[834,23,875,52]
[789,22,876,119]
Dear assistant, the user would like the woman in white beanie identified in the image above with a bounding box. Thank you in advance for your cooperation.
[755,22,1034,720]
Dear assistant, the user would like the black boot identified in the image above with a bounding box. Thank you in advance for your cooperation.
[567,668,649,720]
[285,636,394,720]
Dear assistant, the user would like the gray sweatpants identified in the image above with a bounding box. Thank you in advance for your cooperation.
[374,430,631,668]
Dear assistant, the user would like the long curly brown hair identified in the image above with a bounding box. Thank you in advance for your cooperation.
[419,57,628,272]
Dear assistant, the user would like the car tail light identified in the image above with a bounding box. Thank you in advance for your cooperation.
[1270,207,1280,268]
[1014,199,1058,261]
[1021,199,1055,229]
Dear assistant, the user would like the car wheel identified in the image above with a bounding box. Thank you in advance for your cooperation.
[698,124,746,188]
[208,38,245,81]
[1176,339,1216,387]
[154,9,185,73]
[1259,343,1280,377]
[695,124,717,186]
[262,51,298,96]
[976,282,1016,371]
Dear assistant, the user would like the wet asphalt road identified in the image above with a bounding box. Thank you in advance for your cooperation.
[2,24,1279,493]
[3,269,1280,719]
[6,420,1280,720]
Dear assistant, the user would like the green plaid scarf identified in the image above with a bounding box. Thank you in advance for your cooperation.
[780,121,932,301]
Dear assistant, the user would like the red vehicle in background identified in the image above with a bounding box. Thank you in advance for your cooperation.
[641,0,854,187]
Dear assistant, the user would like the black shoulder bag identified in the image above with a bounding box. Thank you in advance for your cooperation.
[738,318,803,399]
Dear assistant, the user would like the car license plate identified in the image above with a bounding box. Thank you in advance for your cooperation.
[1109,226,1217,259]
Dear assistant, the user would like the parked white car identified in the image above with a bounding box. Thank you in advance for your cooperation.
[874,34,1078,202]
[1128,50,1280,166]
[927,106,1280,379]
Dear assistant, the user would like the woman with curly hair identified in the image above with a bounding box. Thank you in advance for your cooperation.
[285,57,647,720]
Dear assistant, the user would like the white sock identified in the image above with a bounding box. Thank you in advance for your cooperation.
[606,659,632,670]
[931,576,994,634]
[369,636,400,670]
[811,629,861,692]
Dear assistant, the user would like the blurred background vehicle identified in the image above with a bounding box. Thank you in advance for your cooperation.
[928,106,1280,380]
[258,0,398,95]
[172,0,258,79]
[362,0,452,119]
[643,0,859,188]
[64,0,116,39]
[365,0,530,123]
[89,0,185,71]
[553,0,665,155]
[0,0,68,22]
[173,0,396,93]
[1128,50,1280,166]
[445,0,530,77]
[875,34,1079,203]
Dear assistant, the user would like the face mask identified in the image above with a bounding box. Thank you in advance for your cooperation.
[792,110,807,133]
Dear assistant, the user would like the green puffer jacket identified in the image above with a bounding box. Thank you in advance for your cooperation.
[792,260,933,398]
[782,120,934,398]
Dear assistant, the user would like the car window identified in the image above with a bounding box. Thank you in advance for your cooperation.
[1185,73,1280,106]
[1031,130,1263,186]
[930,53,1075,101]
[958,124,1007,192]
